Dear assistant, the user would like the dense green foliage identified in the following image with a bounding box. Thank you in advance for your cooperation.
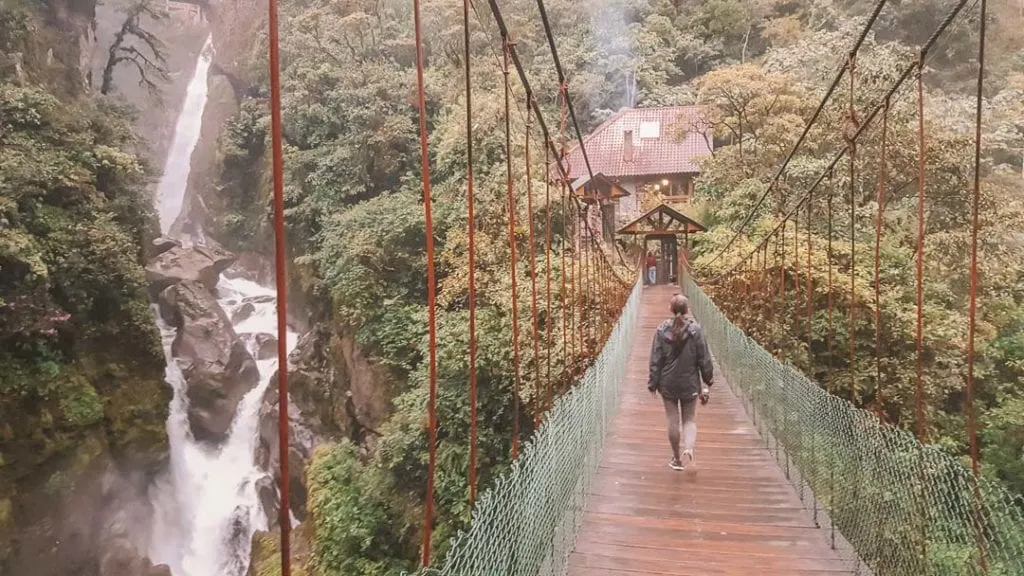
[0,0,165,504]
[690,0,1024,497]
[210,0,646,571]
[204,0,1024,572]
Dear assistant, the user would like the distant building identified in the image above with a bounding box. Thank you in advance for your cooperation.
[557,106,712,242]
[164,0,206,25]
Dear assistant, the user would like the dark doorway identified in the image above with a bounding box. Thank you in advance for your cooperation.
[642,235,679,286]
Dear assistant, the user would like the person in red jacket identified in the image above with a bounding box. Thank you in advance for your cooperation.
[645,251,657,285]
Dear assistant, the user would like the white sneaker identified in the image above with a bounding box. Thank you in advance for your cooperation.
[681,450,694,470]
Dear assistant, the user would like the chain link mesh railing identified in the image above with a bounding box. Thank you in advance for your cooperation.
[413,277,642,576]
[683,277,1024,576]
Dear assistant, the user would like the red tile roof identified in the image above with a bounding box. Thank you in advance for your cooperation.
[557,106,712,180]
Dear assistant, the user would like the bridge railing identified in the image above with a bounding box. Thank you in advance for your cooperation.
[684,277,1024,576]
[418,276,642,576]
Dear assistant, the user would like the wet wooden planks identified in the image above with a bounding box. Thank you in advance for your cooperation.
[568,284,853,576]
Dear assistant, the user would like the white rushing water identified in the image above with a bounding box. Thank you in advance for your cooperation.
[157,36,213,235]
[146,35,299,576]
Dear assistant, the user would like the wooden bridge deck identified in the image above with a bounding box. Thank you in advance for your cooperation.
[568,284,854,576]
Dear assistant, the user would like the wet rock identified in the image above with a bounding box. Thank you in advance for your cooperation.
[151,236,181,257]
[252,324,394,526]
[146,244,236,297]
[227,505,251,564]
[165,280,260,443]
[254,333,277,360]
[242,294,275,306]
[224,252,273,285]
[246,526,314,576]
[255,381,319,523]
[156,284,182,328]
[254,475,279,530]
[231,302,256,324]
[3,444,169,576]
[98,536,171,576]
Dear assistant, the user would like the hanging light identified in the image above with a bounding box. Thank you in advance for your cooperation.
[654,184,661,191]
[661,179,669,186]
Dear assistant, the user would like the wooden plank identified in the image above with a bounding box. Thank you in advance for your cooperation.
[568,284,853,575]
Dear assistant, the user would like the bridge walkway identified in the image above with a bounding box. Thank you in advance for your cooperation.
[567,284,855,575]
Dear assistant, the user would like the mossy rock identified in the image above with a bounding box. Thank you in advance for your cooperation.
[248,525,313,576]
[0,497,12,560]
[58,374,104,427]
[79,354,170,464]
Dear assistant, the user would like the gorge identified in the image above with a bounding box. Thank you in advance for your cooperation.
[143,36,299,576]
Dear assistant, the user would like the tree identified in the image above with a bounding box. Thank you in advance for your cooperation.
[695,63,803,175]
[100,0,170,96]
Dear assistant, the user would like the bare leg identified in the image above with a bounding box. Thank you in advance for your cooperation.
[662,396,681,462]
[680,398,698,460]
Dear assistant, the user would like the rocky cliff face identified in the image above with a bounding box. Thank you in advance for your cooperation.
[0,370,173,576]
[253,324,395,529]
[0,1,179,573]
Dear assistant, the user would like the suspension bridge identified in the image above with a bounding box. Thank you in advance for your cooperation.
[258,0,1024,574]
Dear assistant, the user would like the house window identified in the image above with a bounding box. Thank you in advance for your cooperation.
[638,121,660,139]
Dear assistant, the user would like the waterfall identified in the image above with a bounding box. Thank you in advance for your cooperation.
[146,35,298,576]
[157,37,213,235]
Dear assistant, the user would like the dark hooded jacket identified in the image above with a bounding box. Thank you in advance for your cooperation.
[647,314,714,400]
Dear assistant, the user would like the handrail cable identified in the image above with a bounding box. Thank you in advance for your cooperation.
[701,0,890,269]
[483,0,617,277]
[534,0,595,181]
[711,0,976,281]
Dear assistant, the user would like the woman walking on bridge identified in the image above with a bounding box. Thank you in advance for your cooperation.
[647,294,714,471]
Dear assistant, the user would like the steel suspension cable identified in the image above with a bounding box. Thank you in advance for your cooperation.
[575,206,583,367]
[967,0,988,568]
[558,88,570,388]
[533,0,595,182]
[827,170,835,395]
[873,102,889,418]
[569,201,578,374]
[966,0,986,483]
[848,55,858,404]
[914,61,927,443]
[411,0,439,565]
[914,58,929,568]
[780,219,787,363]
[806,188,814,373]
[581,218,590,355]
[524,101,542,428]
[266,0,290,570]
[462,0,478,506]
[702,0,890,268]
[502,40,522,461]
[544,144,553,413]
[794,202,801,356]
[482,0,607,251]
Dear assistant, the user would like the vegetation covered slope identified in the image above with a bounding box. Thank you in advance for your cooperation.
[1,0,169,571]
[690,0,1024,495]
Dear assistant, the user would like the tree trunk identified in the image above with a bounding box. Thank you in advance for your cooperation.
[741,25,751,63]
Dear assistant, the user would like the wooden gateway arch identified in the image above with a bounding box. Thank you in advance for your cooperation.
[617,203,706,286]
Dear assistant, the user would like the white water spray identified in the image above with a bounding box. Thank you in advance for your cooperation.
[146,35,298,576]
